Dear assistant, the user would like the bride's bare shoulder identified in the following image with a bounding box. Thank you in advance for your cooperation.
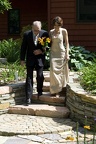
[62,28,67,33]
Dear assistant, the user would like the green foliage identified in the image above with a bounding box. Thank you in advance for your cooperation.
[79,60,96,95]
[0,62,26,85]
[0,0,12,13]
[69,46,96,71]
[44,48,50,70]
[76,117,96,144]
[0,38,21,62]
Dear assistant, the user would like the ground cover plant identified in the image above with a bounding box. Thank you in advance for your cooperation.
[0,62,26,85]
[79,59,96,95]
[66,116,96,143]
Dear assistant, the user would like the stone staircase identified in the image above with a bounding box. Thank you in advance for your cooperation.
[0,71,95,143]
[8,71,70,118]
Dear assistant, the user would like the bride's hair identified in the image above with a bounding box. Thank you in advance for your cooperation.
[52,16,63,26]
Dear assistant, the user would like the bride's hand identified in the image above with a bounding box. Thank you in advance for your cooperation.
[65,54,70,61]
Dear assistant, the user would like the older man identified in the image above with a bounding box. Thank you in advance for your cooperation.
[20,21,49,105]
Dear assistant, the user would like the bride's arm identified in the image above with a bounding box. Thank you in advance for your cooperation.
[63,29,70,60]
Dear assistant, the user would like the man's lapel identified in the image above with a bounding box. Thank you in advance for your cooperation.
[39,30,42,38]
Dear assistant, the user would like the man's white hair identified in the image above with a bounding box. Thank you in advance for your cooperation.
[32,21,42,29]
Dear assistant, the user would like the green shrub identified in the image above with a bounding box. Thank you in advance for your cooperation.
[0,38,21,62]
[79,60,96,95]
[69,46,96,71]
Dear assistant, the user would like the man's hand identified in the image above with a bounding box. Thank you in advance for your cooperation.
[21,61,25,66]
[33,49,43,55]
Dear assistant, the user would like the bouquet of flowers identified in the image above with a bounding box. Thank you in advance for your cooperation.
[38,37,50,48]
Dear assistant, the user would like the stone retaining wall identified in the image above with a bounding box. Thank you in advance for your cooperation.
[0,83,26,114]
[66,73,96,129]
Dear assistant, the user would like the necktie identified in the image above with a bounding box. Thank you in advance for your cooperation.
[34,34,39,46]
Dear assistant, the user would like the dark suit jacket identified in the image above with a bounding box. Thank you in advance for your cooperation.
[20,30,49,67]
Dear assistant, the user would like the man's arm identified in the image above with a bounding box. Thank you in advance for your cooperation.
[20,32,27,66]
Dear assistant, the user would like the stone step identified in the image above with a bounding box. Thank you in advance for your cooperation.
[35,81,66,96]
[8,104,70,118]
[44,74,50,82]
[43,81,50,92]
[31,92,65,106]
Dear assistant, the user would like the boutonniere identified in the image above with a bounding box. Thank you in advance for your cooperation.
[38,37,51,47]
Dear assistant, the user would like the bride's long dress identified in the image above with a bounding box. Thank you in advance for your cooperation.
[50,28,69,94]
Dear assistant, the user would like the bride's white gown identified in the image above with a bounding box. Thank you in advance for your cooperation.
[50,28,69,94]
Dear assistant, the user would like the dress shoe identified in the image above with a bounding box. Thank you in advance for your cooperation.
[26,98,32,105]
[38,92,42,97]
[37,92,43,99]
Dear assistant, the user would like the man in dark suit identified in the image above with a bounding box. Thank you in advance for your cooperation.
[20,21,49,105]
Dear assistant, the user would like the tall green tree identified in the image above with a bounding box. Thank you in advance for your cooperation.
[0,0,12,13]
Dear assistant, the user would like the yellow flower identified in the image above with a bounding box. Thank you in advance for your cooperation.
[65,136,74,141]
[38,37,50,47]
[84,125,90,130]
[46,38,51,43]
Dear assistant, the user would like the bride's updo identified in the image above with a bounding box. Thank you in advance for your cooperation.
[52,16,63,26]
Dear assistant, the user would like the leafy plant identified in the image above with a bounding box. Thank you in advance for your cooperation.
[44,48,50,70]
[0,0,12,13]
[79,60,96,94]
[0,62,26,85]
[0,38,21,62]
[69,46,96,71]
[67,117,96,143]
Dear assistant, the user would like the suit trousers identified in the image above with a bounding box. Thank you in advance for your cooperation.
[25,65,44,100]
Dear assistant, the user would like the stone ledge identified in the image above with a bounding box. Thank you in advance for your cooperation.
[66,73,96,130]
[0,86,12,95]
[69,83,96,104]
[0,102,9,110]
